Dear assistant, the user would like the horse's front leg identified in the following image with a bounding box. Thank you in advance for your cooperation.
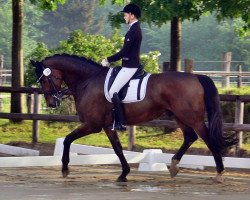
[62,124,97,177]
[104,127,130,182]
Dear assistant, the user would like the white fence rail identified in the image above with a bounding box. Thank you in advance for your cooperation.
[0,138,249,170]
[0,144,39,156]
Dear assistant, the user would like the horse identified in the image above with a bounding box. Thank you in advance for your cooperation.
[30,54,236,183]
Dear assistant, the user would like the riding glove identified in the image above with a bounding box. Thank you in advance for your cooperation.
[101,58,110,67]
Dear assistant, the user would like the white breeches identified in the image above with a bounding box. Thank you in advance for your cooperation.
[109,67,138,98]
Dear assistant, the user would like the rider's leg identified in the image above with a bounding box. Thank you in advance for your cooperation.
[109,67,137,131]
[111,93,127,131]
[109,67,138,97]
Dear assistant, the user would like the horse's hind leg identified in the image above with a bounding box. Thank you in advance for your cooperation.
[194,122,225,183]
[170,119,198,178]
[104,127,130,182]
[62,124,100,177]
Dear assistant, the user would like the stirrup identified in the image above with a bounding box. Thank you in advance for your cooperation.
[112,120,126,132]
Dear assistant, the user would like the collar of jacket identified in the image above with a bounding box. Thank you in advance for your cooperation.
[129,20,138,27]
[128,20,138,31]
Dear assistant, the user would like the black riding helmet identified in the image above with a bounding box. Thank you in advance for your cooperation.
[121,3,141,18]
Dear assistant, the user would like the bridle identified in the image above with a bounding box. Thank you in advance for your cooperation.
[37,68,69,105]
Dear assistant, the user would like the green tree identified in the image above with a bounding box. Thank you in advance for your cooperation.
[10,0,65,119]
[0,1,12,68]
[30,0,65,10]
[182,16,250,69]
[143,14,250,69]
[0,0,43,69]
[204,0,250,33]
[101,0,250,71]
[103,0,208,71]
[24,43,53,86]
[39,0,106,47]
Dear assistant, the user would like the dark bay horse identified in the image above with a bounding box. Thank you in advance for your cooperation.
[31,54,236,183]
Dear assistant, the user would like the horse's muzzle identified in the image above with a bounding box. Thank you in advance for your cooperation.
[47,98,60,108]
[48,102,58,108]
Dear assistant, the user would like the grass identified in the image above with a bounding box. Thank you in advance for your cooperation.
[0,119,207,149]
[0,119,249,153]
[218,85,250,95]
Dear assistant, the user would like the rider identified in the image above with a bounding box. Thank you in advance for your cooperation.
[101,3,142,131]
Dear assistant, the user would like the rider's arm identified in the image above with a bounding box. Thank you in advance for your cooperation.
[107,30,135,63]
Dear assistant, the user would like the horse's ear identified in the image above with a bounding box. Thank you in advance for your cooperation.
[30,60,43,79]
[30,60,37,67]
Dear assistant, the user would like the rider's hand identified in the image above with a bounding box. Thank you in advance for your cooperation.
[101,58,110,67]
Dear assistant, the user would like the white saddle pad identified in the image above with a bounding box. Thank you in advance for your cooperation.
[104,68,151,103]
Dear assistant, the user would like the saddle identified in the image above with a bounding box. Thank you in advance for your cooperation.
[107,65,148,100]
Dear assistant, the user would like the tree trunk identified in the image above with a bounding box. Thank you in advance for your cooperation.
[11,0,24,121]
[170,17,181,71]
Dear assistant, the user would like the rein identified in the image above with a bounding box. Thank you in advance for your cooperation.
[38,72,70,104]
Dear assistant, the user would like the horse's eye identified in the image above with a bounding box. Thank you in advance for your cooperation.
[40,78,47,84]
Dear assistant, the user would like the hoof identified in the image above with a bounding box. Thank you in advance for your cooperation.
[62,169,70,178]
[169,166,179,178]
[213,173,224,184]
[116,176,128,182]
[169,159,180,178]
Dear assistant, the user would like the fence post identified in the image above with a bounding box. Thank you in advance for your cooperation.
[184,59,194,73]
[32,91,40,143]
[128,126,136,151]
[221,52,232,88]
[27,93,33,114]
[0,55,3,112]
[237,64,242,88]
[162,62,171,72]
[235,97,244,155]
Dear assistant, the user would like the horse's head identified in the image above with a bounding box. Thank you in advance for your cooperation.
[30,60,64,108]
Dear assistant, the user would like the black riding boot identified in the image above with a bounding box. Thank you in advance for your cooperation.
[111,93,127,131]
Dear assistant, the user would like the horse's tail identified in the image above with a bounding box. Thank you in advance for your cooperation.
[197,75,237,152]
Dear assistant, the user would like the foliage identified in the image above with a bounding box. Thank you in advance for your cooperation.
[0,0,12,67]
[143,14,250,67]
[102,0,250,33]
[57,29,122,62]
[219,86,250,95]
[25,43,53,86]
[104,0,205,27]
[140,51,161,73]
[0,119,217,150]
[30,0,65,10]
[38,0,108,48]
[23,2,45,59]
[0,119,250,152]
[25,29,160,115]
[192,17,250,65]
[218,86,250,125]
[0,0,43,68]
[26,29,160,86]
[203,0,250,33]
[58,29,161,72]
[101,0,250,72]
[2,1,249,70]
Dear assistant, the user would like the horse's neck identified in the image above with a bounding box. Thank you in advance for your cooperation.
[45,57,106,95]
[60,63,106,96]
